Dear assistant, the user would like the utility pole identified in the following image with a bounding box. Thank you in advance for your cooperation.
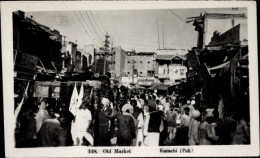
[103,32,110,76]
[162,25,165,49]
[132,59,135,83]
[157,18,161,49]
[63,36,66,46]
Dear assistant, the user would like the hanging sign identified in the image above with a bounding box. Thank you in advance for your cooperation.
[34,85,49,97]
[14,52,38,74]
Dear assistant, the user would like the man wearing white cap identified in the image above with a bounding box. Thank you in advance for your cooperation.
[143,104,164,146]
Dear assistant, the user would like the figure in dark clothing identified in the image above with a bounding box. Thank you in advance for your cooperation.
[116,104,136,146]
[16,105,37,148]
[37,112,68,147]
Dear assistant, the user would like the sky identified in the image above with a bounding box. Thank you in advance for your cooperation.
[25,8,246,52]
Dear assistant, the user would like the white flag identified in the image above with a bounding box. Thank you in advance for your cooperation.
[15,81,30,120]
[69,83,79,116]
[77,83,84,109]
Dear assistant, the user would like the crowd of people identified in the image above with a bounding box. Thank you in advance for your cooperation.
[15,79,250,147]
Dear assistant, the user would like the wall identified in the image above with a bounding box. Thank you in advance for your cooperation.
[157,60,187,84]
[113,47,125,78]
[83,45,94,65]
[204,16,247,47]
[124,53,155,77]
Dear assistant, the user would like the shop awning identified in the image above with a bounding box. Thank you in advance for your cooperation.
[156,55,186,61]
[156,85,169,91]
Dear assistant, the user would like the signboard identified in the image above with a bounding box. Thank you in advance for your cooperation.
[164,80,174,85]
[86,80,101,89]
[51,87,60,98]
[14,52,38,74]
[34,85,49,97]
[138,79,154,86]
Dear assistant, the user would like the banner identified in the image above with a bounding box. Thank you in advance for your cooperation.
[34,85,49,98]
[15,81,30,120]
[69,83,79,116]
[77,83,84,109]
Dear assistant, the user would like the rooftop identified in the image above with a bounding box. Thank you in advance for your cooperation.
[156,55,186,61]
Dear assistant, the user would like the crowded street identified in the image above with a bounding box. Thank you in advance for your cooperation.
[12,7,250,148]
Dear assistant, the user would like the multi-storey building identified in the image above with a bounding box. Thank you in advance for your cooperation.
[155,52,187,85]
[111,46,126,78]
[124,51,156,78]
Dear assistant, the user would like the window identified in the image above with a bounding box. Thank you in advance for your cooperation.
[140,72,143,74]
[140,61,142,64]
[147,61,150,64]
[128,72,130,74]
[180,69,184,76]
[128,61,130,63]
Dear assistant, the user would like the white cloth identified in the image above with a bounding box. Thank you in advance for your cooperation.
[71,109,92,146]
[69,84,79,116]
[188,105,195,117]
[77,83,84,109]
[163,102,170,115]
[134,113,144,146]
[218,99,224,119]
[36,104,50,133]
[181,114,191,127]
[144,133,160,146]
[122,104,133,113]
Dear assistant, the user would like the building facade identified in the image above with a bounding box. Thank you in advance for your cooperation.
[155,54,187,85]
[124,51,156,78]
[111,46,126,78]
[192,11,247,49]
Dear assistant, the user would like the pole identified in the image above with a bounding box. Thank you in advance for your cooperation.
[132,60,135,83]
[162,25,165,49]
[157,18,161,49]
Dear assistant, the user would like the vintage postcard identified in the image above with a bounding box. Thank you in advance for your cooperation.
[1,1,259,157]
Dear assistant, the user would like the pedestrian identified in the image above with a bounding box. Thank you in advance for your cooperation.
[163,97,171,115]
[231,112,250,144]
[37,112,68,147]
[188,110,200,145]
[175,107,190,145]
[16,105,37,147]
[181,107,191,127]
[165,105,177,145]
[71,98,93,146]
[143,104,164,146]
[131,100,144,146]
[116,104,136,146]
[46,105,56,119]
[181,99,191,115]
[35,98,51,134]
[199,109,219,145]
[95,97,116,146]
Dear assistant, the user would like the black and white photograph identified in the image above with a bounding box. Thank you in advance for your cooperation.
[2,1,259,157]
